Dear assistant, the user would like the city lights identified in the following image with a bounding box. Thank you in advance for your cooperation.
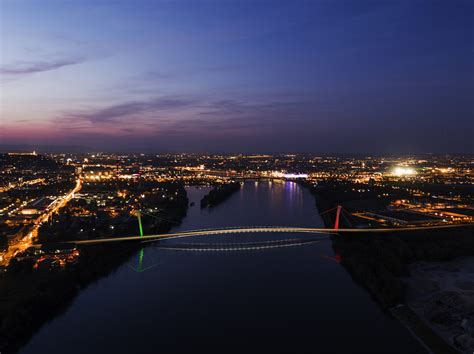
[0,151,472,354]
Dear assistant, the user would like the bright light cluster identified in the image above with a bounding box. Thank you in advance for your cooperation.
[270,171,308,179]
[392,166,416,177]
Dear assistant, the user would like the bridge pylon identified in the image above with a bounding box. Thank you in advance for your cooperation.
[136,210,144,237]
[132,210,146,272]
[334,205,342,230]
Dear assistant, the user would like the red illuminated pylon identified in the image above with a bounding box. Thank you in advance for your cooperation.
[334,205,342,230]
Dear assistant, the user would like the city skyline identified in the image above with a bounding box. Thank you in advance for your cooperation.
[1,0,473,153]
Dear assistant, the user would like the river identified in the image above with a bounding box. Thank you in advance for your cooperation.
[20,181,425,353]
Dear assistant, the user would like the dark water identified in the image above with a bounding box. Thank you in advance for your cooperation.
[20,181,425,353]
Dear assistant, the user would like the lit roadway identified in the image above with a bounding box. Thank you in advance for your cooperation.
[67,223,473,246]
[0,178,82,266]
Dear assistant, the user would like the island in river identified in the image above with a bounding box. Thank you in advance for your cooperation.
[200,181,241,208]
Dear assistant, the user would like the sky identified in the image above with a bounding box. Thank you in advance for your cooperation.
[0,0,473,153]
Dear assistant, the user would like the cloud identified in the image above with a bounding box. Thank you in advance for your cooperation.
[0,58,85,75]
[199,99,305,116]
[141,71,174,80]
[54,92,321,145]
[59,96,199,125]
[151,98,316,138]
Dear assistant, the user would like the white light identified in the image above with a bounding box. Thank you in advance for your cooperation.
[392,167,416,177]
[283,173,308,179]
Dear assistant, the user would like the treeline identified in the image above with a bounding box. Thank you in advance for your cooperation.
[200,182,240,208]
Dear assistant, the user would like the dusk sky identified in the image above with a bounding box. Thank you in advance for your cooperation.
[1,0,473,153]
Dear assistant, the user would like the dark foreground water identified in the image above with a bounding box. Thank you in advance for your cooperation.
[20,181,425,353]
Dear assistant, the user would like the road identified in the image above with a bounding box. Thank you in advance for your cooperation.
[0,178,82,267]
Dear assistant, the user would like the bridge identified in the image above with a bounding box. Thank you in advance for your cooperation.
[65,222,473,273]
[69,223,472,246]
[35,206,473,273]
[27,204,472,273]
